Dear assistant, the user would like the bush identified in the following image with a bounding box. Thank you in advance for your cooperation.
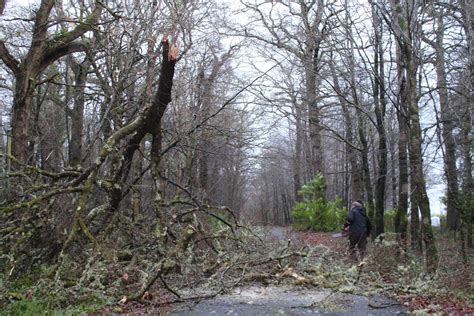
[291,174,346,232]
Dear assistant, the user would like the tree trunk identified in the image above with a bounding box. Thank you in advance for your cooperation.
[372,4,388,238]
[390,134,398,210]
[395,76,409,245]
[131,141,144,222]
[0,113,4,172]
[329,61,363,201]
[198,142,209,194]
[461,0,474,248]
[38,83,63,172]
[305,57,324,178]
[28,82,43,166]
[294,102,304,202]
[11,73,35,163]
[357,112,375,224]
[150,40,178,236]
[407,52,438,272]
[461,110,473,248]
[69,58,89,167]
[463,114,474,247]
[410,186,422,251]
[433,12,461,232]
[389,0,437,270]
[0,0,6,15]
[391,0,409,246]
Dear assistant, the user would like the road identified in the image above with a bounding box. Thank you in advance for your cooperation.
[169,285,406,315]
[168,226,407,315]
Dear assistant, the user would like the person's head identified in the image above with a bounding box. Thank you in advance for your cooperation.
[351,201,362,208]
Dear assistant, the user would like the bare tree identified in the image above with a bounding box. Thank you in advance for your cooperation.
[388,0,438,271]
[328,59,364,203]
[422,7,461,233]
[0,0,103,163]
[239,0,338,185]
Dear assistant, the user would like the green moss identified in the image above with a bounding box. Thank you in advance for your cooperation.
[1,293,107,315]
[2,299,47,316]
[3,299,106,315]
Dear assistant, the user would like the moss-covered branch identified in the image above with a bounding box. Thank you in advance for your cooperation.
[0,186,84,215]
[1,154,81,180]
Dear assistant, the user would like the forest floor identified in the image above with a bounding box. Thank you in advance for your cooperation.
[111,227,474,315]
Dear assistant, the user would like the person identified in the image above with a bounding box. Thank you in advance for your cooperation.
[344,200,371,261]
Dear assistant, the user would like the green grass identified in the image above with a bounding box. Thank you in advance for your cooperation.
[0,272,107,316]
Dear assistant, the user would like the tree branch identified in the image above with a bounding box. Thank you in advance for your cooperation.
[0,41,19,74]
[39,41,88,73]
[26,0,55,63]
[46,1,103,47]
[0,186,84,215]
[38,0,103,73]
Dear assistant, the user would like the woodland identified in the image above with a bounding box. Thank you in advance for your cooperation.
[0,0,473,314]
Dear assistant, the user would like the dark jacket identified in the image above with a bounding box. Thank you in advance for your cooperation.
[346,206,371,235]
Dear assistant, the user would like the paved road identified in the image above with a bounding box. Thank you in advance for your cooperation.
[169,227,407,315]
[169,285,407,315]
[256,226,293,241]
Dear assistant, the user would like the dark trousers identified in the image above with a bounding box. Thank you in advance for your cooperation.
[348,231,367,261]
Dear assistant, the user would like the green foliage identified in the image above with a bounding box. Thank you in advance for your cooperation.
[3,299,47,316]
[2,296,106,315]
[291,174,345,232]
[0,271,106,316]
[384,209,396,232]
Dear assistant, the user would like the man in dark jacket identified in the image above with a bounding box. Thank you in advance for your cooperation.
[344,200,371,261]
